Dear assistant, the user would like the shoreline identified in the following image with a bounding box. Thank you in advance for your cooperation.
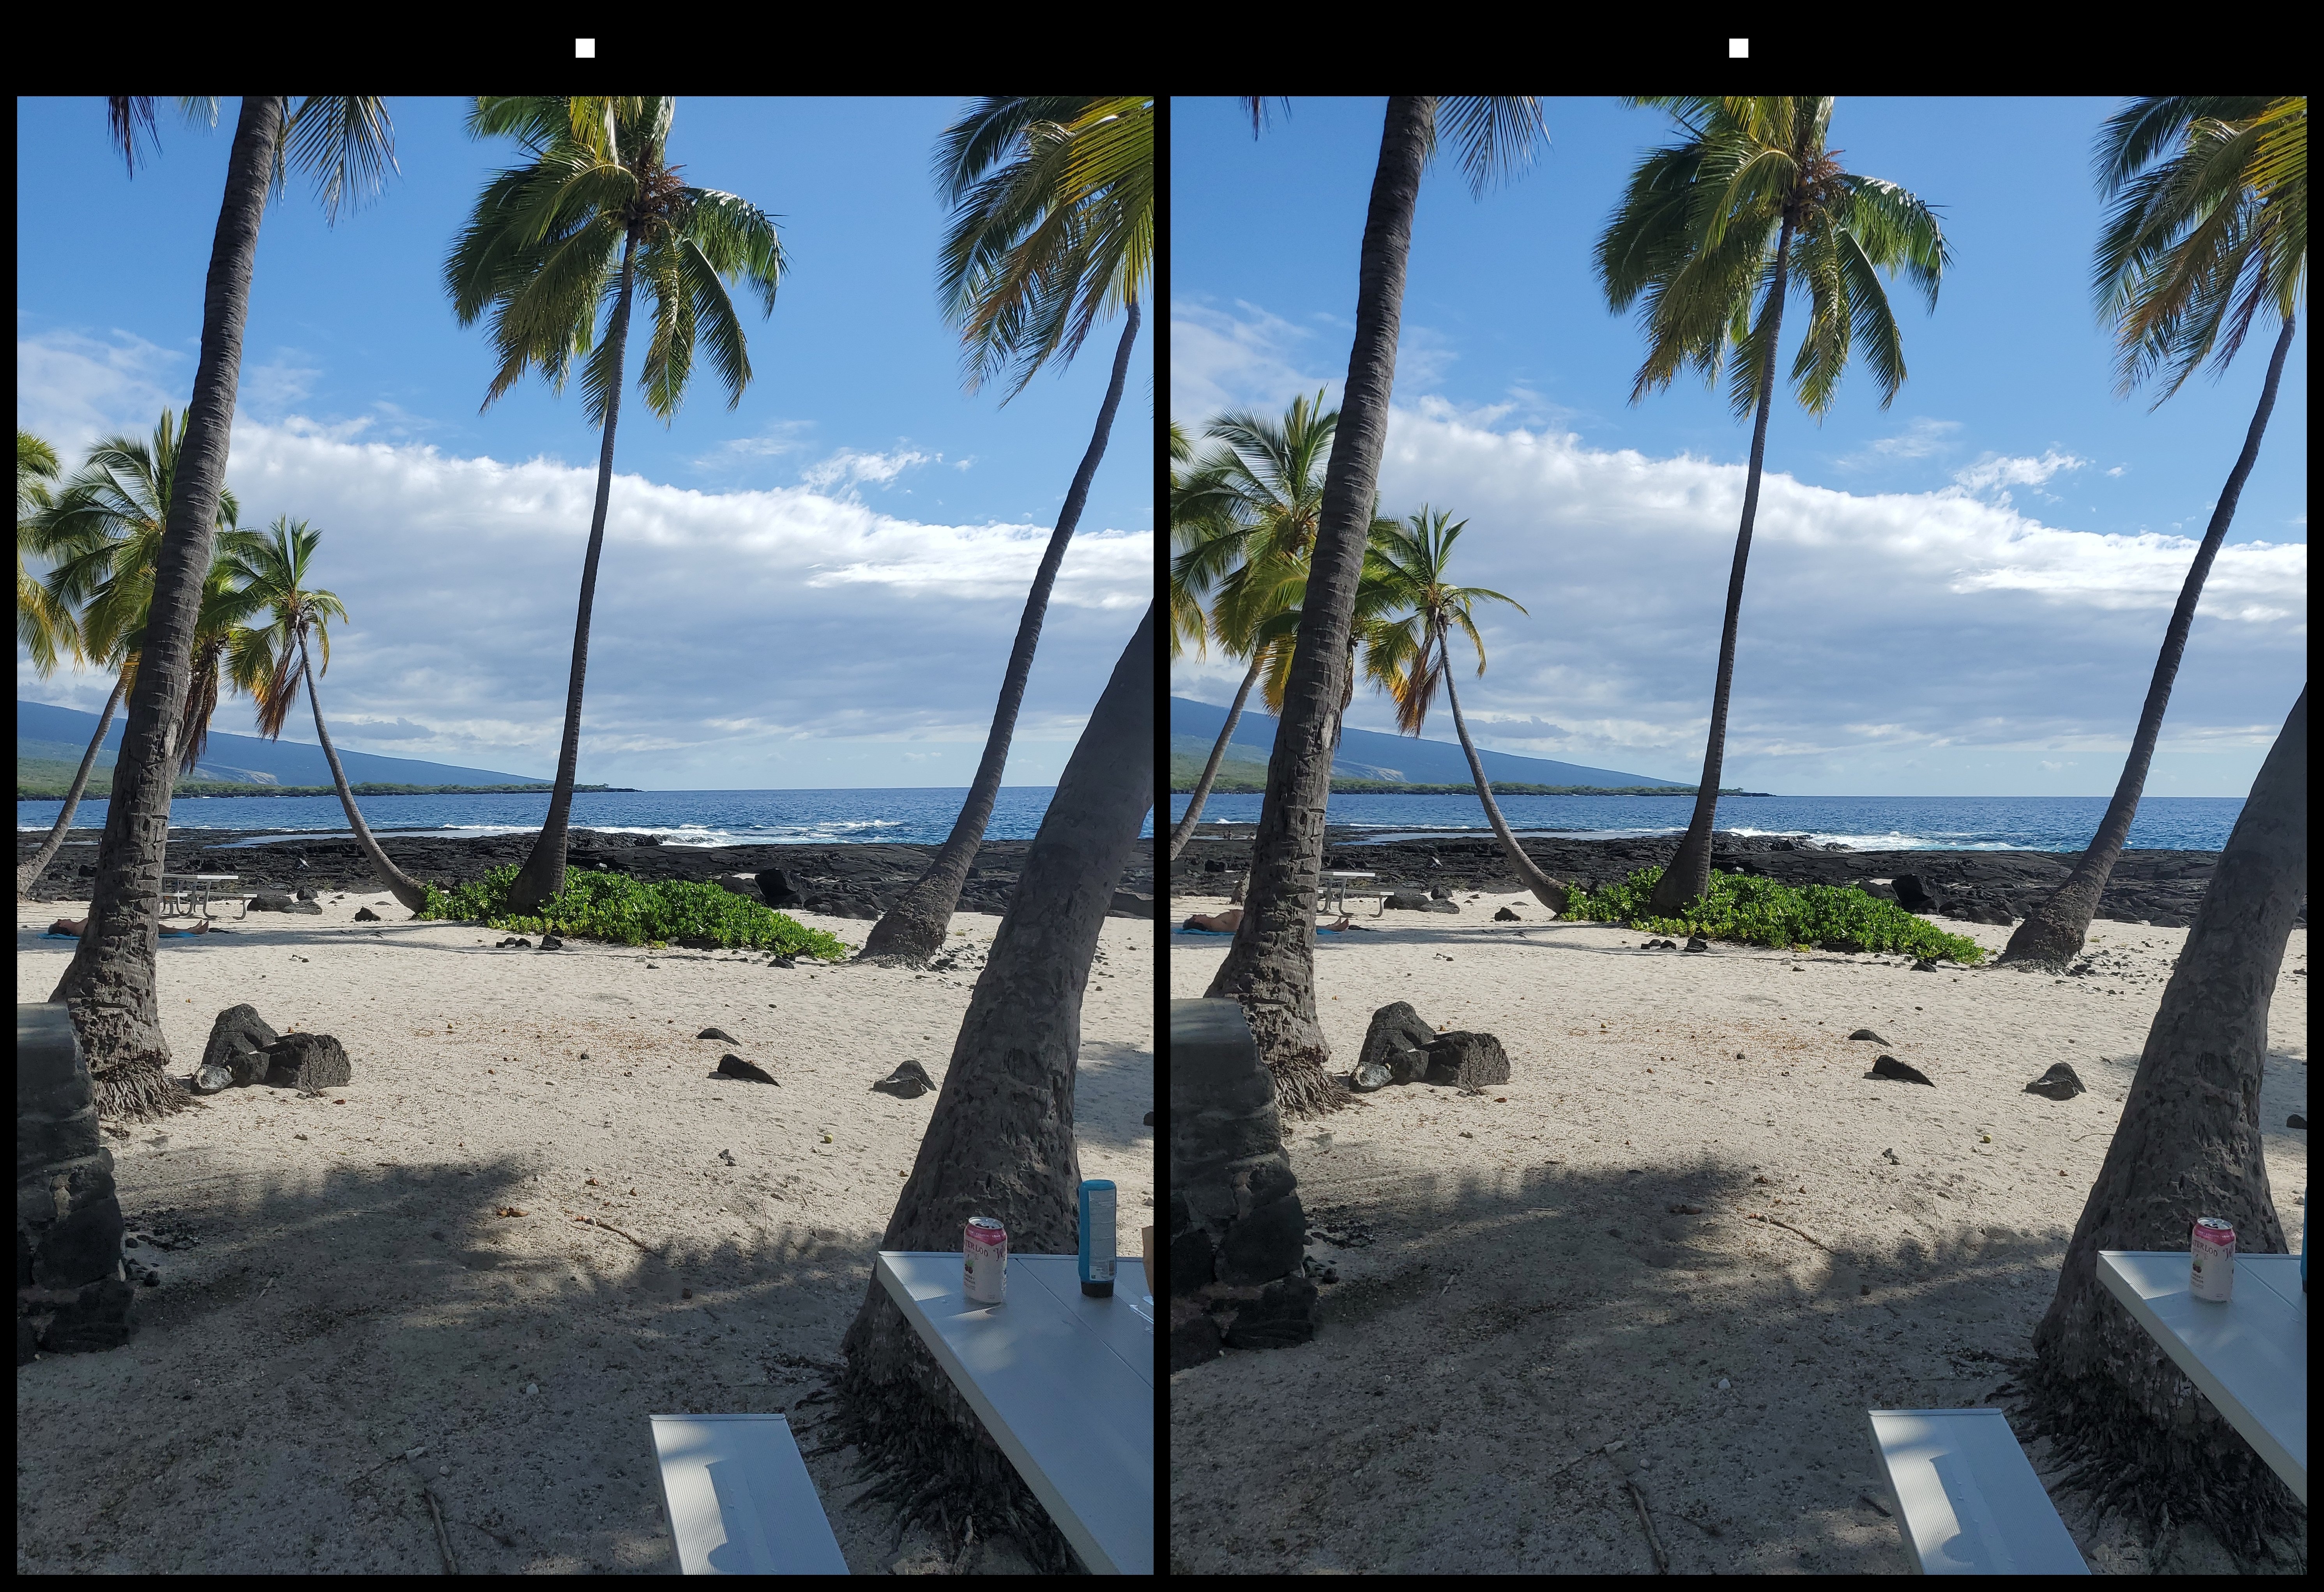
[1168,827,2280,931]
[18,828,1158,920]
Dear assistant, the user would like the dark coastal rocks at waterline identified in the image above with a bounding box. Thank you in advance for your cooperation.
[2025,1062,2087,1100]
[1163,828,2282,931]
[18,829,1158,920]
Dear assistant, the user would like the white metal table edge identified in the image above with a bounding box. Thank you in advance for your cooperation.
[874,1251,1144,1574]
[2096,1250,2306,1505]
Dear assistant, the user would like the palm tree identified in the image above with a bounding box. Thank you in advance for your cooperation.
[17,429,71,678]
[18,412,247,902]
[834,603,1156,1570]
[1203,96,1545,1118]
[2002,97,2305,970]
[1598,96,1948,919]
[1363,507,1571,913]
[859,96,1152,965]
[447,95,786,914]
[1167,390,1340,859]
[2021,686,2305,1557]
[224,515,434,913]
[52,96,396,1122]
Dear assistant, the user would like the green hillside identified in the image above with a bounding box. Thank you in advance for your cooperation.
[18,756,603,800]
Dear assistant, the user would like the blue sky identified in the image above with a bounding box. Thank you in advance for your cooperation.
[1172,96,2306,797]
[18,96,1152,788]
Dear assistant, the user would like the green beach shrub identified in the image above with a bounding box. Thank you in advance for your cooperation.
[1564,866,1986,964]
[418,864,850,961]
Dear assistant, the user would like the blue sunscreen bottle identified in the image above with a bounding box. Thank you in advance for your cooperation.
[1078,1180,1116,1297]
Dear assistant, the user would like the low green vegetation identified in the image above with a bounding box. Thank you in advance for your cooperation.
[1563,866,1986,963]
[416,864,850,961]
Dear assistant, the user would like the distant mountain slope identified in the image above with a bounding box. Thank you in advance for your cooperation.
[18,700,550,788]
[1170,695,1688,789]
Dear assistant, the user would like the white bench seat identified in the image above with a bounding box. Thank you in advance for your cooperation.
[649,1413,849,1574]
[1866,1408,2087,1574]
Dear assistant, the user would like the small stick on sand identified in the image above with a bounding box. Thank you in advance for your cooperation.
[1857,1491,1892,1518]
[561,1208,653,1250]
[1626,1477,1670,1572]
[424,1484,459,1573]
[1744,1212,1832,1251]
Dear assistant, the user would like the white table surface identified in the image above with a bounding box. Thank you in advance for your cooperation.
[648,1412,851,1574]
[2097,1250,2305,1504]
[875,1251,1152,1574]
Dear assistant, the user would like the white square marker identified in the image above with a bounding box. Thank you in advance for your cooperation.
[576,37,597,58]
[1729,37,1748,57]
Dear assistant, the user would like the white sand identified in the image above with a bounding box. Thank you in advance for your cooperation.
[18,891,1152,1574]
[1170,889,2307,1575]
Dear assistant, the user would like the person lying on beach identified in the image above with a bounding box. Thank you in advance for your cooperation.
[46,918,223,938]
[1181,907,1366,934]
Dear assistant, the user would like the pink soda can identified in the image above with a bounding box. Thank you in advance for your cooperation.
[2190,1216,2236,1302]
[964,1216,1008,1305]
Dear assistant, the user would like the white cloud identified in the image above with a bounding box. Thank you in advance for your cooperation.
[1950,447,2089,498]
[800,445,938,493]
[1842,415,1962,466]
[1169,297,1338,426]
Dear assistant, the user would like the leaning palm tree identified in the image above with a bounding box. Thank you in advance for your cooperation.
[1598,96,1949,919]
[52,96,396,1121]
[18,412,246,902]
[2020,685,2306,1559]
[447,95,786,913]
[1204,96,1546,1118]
[834,603,1156,1571]
[224,515,434,913]
[1167,390,1340,859]
[859,95,1152,965]
[17,429,72,678]
[2002,97,2305,970]
[1363,507,1570,913]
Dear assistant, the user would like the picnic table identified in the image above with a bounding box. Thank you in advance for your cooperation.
[2097,1249,2306,1504]
[1320,870,1380,917]
[875,1251,1152,1574]
[160,873,243,919]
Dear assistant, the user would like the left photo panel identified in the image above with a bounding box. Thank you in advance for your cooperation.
[17,92,1157,1574]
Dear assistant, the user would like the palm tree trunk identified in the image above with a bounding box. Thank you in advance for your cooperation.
[2001,313,2299,970]
[1167,653,1264,861]
[1205,96,1434,1120]
[837,603,1154,1571]
[509,226,641,914]
[299,640,431,913]
[1647,210,1797,919]
[50,95,283,1121]
[2020,684,2305,1553]
[1439,634,1570,912]
[18,673,127,899]
[858,300,1142,965]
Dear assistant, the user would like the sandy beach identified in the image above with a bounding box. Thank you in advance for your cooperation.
[1168,887,2307,1575]
[17,890,1152,1574]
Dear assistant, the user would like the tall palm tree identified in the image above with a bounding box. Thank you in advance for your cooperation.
[1204,96,1546,1118]
[17,429,72,678]
[835,604,1156,1570]
[1167,390,1339,859]
[224,515,434,913]
[860,95,1152,965]
[447,95,786,913]
[18,412,247,901]
[53,96,396,1122]
[1363,507,1571,912]
[2002,97,2306,970]
[1598,96,1949,919]
[2021,686,2305,1557]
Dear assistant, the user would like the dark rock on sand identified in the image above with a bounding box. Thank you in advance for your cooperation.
[2025,1062,2086,1100]
[1848,1029,1890,1045]
[1143,1110,1155,1127]
[1426,1031,1512,1091]
[1868,1055,1935,1087]
[1171,1301,1223,1371]
[715,1054,779,1086]
[871,1059,935,1099]
[1383,890,1435,911]
[1357,1002,1437,1090]
[353,906,381,921]
[696,1027,737,1042]
[191,1063,234,1096]
[1218,1187,1308,1286]
[295,886,316,902]
[1221,1273,1320,1350]
[1684,936,1709,952]
[263,1033,352,1092]
[1494,906,1520,921]
[2289,1115,2308,1131]
[202,1004,279,1086]
[539,935,564,950]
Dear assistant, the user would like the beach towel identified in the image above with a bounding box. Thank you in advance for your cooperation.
[1173,926,1234,936]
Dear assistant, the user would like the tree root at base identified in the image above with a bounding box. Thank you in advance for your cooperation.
[91,1053,190,1123]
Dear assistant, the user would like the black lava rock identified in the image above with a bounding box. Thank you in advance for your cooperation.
[715,1054,778,1086]
[1221,1274,1320,1350]
[696,1027,737,1042]
[202,1004,279,1086]
[870,1059,935,1099]
[263,1032,352,1092]
[353,906,381,921]
[2025,1062,2086,1100]
[1848,1029,1890,1045]
[1868,1054,1935,1087]
[1425,1031,1512,1091]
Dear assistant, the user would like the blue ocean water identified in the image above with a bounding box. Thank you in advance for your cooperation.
[1168,792,2244,852]
[18,786,1154,848]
